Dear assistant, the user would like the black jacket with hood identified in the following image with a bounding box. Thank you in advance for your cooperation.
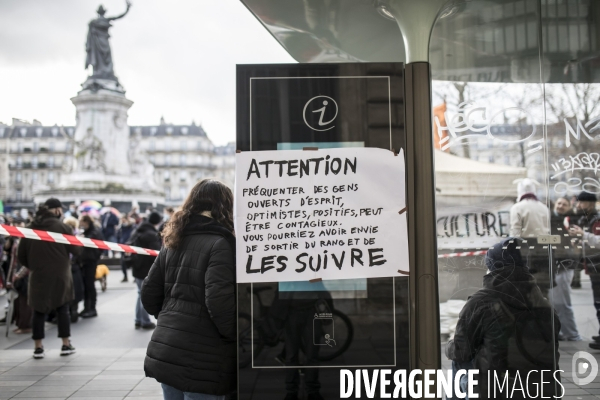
[141,215,236,395]
[129,221,161,280]
[446,264,561,399]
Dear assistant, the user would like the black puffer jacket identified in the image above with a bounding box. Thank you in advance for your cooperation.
[141,216,236,395]
[79,224,104,265]
[130,222,161,280]
[446,266,561,399]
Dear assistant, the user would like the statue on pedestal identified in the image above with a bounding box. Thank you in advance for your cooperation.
[75,128,106,172]
[85,1,131,81]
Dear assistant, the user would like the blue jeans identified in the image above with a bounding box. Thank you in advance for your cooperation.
[448,360,474,400]
[549,269,582,340]
[161,384,226,400]
[135,278,152,326]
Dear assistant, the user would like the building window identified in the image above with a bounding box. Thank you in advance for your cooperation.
[16,190,22,201]
[16,156,22,167]
[149,155,155,164]
[165,187,171,200]
[32,156,38,168]
[181,127,189,135]
[149,140,155,151]
[180,171,187,181]
[32,172,38,183]
[48,172,54,184]
[48,156,54,168]
[164,171,170,181]
[179,186,186,200]
[49,142,55,152]
[197,140,203,150]
[180,154,186,166]
[150,127,157,135]
[180,140,186,151]
[51,127,59,136]
[33,142,39,152]
[16,172,22,183]
[165,155,171,166]
[165,139,171,151]
[17,142,23,153]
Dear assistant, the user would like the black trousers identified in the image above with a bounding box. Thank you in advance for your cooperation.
[32,303,70,340]
[81,262,97,311]
[284,307,321,395]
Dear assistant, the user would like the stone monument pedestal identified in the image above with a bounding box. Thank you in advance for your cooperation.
[34,78,164,207]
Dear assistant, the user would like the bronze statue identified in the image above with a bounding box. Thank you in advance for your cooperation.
[85,1,131,80]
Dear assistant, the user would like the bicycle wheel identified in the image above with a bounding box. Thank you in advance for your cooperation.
[238,312,263,368]
[316,309,354,362]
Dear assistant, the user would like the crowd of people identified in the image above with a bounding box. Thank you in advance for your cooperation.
[0,198,172,357]
[0,179,238,399]
[446,180,600,399]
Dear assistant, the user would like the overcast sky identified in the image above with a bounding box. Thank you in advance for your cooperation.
[0,0,295,145]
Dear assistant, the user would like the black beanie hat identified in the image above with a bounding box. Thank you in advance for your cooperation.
[485,238,524,271]
[148,211,162,225]
[577,191,597,202]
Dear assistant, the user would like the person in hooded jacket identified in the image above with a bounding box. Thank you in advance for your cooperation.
[446,238,561,399]
[78,215,104,318]
[142,179,236,400]
[129,211,162,330]
[17,198,82,359]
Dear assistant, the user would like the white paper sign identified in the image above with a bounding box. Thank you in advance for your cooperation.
[234,147,409,283]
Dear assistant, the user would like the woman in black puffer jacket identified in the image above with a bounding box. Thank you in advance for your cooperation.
[142,179,236,400]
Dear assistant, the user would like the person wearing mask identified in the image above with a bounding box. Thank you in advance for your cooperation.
[142,179,236,400]
[446,238,561,399]
[17,198,81,359]
[117,216,135,283]
[509,178,552,297]
[78,215,104,318]
[128,211,161,330]
[549,197,582,341]
[568,191,600,350]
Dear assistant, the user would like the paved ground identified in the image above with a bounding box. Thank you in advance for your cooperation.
[1,271,599,399]
[0,272,161,400]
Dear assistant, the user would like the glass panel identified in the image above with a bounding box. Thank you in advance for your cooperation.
[432,0,600,397]
[431,1,561,398]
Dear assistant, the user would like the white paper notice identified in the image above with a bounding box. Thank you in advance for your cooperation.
[234,147,409,283]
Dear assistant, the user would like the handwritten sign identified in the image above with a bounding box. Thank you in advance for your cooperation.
[234,148,409,283]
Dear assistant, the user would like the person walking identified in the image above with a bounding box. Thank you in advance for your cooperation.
[568,191,600,350]
[17,198,81,359]
[142,179,236,400]
[446,238,561,399]
[78,215,104,318]
[509,178,552,297]
[128,211,161,330]
[549,197,582,341]
[117,216,135,282]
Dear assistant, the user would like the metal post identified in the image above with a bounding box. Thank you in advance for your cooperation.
[404,62,441,372]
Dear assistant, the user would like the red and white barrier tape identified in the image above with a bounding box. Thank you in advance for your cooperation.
[438,250,488,259]
[0,224,159,257]
[0,223,488,260]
